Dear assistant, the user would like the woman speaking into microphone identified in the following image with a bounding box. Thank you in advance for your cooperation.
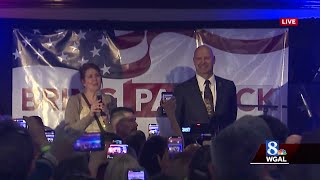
[65,63,117,132]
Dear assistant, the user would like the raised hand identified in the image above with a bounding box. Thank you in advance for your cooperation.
[49,121,84,163]
[161,96,176,117]
[23,116,48,151]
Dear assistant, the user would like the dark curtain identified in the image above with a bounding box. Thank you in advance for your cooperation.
[1,18,320,134]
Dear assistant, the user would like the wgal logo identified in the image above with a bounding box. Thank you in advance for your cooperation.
[265,140,288,163]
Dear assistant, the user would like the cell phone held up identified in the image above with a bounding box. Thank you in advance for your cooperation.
[13,118,28,129]
[161,92,173,116]
[45,128,55,143]
[107,144,128,159]
[168,136,183,157]
[148,124,160,137]
[127,169,145,180]
[73,132,104,151]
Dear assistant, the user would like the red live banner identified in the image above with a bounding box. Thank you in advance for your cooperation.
[280,18,298,26]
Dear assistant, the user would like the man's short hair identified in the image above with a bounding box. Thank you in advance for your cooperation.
[211,115,272,180]
[0,119,34,179]
[110,107,135,126]
[110,107,134,119]
[259,115,289,144]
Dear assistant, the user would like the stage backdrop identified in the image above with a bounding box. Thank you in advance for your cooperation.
[12,28,288,136]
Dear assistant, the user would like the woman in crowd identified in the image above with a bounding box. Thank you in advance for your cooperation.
[65,63,117,132]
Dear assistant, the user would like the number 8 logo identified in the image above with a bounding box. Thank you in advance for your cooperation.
[267,141,278,156]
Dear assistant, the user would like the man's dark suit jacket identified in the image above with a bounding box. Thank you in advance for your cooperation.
[174,75,237,134]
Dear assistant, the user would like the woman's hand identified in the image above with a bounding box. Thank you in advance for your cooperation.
[89,99,105,117]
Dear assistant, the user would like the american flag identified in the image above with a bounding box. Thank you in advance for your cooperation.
[12,28,149,79]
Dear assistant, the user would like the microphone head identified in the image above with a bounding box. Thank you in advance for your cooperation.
[97,91,102,101]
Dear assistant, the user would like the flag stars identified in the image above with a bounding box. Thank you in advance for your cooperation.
[78,30,86,40]
[58,52,68,62]
[80,57,89,65]
[70,42,79,52]
[98,35,108,46]
[101,64,111,75]
[22,37,32,47]
[35,49,45,59]
[12,49,22,60]
[90,46,100,57]
[46,38,53,48]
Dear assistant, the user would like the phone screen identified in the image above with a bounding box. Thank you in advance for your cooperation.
[13,119,28,128]
[161,92,173,115]
[128,169,145,180]
[73,133,103,151]
[148,124,159,136]
[112,139,123,144]
[181,127,191,133]
[168,136,183,155]
[107,144,128,159]
[45,130,55,143]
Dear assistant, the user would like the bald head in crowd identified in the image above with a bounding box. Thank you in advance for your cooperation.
[210,115,272,180]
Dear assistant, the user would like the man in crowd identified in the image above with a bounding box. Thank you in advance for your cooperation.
[110,107,138,140]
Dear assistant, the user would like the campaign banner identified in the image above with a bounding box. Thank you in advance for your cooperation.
[12,28,288,135]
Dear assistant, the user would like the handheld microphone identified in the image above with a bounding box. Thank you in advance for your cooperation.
[96,91,107,117]
[97,91,102,102]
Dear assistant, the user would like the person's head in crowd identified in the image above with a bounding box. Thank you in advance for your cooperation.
[285,134,302,144]
[184,143,201,157]
[0,119,34,179]
[188,145,212,180]
[193,45,215,79]
[259,114,289,143]
[79,63,102,92]
[53,153,90,180]
[139,135,169,177]
[125,130,146,157]
[110,107,138,139]
[165,151,192,180]
[284,129,320,180]
[210,115,272,180]
[104,154,143,180]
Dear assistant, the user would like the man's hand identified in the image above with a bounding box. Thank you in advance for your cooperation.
[23,116,48,150]
[49,121,84,163]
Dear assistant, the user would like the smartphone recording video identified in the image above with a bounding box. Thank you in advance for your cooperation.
[161,92,173,115]
[148,124,159,136]
[45,130,55,143]
[13,118,28,129]
[107,144,128,159]
[168,136,183,155]
[128,169,145,180]
[73,133,103,151]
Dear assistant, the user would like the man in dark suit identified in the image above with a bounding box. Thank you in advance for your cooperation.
[174,45,237,135]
